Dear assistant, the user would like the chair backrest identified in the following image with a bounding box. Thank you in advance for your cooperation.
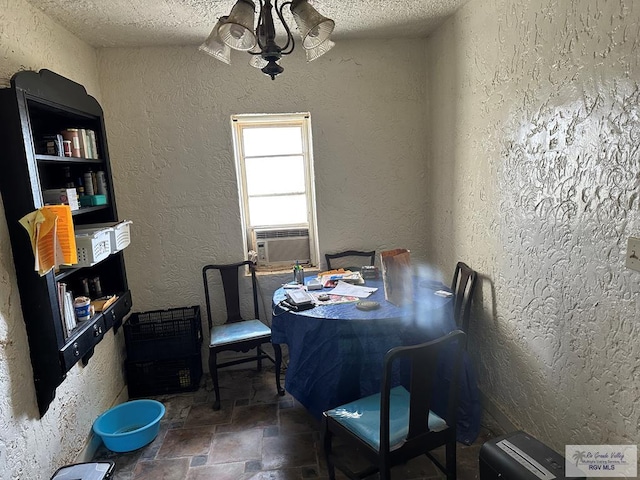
[325,250,376,271]
[450,262,477,333]
[202,261,259,329]
[379,330,466,452]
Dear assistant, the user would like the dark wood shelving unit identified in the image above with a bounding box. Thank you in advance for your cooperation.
[36,154,103,164]
[71,205,110,216]
[0,69,133,416]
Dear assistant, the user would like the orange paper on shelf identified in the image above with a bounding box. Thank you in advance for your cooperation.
[35,207,59,275]
[42,205,77,265]
[380,248,412,306]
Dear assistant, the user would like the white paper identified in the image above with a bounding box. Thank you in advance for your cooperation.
[329,280,378,298]
[434,290,453,297]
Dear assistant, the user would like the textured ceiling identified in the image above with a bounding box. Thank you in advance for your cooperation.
[25,0,470,48]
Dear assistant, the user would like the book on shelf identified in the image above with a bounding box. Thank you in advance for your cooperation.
[78,129,89,158]
[57,283,77,338]
[87,130,98,159]
[57,282,66,333]
[64,290,77,336]
[41,134,64,156]
[79,128,99,159]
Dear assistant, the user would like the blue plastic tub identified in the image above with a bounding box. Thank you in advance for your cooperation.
[93,399,165,452]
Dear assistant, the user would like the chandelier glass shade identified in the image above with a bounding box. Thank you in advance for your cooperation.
[199,17,232,64]
[199,0,335,80]
[305,38,334,62]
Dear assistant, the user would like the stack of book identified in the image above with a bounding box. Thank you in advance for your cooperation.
[317,270,364,288]
[57,283,77,338]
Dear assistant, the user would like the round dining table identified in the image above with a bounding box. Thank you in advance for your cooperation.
[271,275,482,445]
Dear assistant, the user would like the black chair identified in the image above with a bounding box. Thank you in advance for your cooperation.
[450,262,478,336]
[325,250,376,271]
[322,330,466,480]
[203,261,284,410]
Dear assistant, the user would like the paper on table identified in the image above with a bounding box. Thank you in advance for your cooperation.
[434,290,454,298]
[318,271,364,287]
[329,280,377,298]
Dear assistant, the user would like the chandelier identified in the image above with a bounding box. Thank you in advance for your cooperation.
[199,0,335,80]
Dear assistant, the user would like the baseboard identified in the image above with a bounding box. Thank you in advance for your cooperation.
[479,389,518,435]
[76,386,130,462]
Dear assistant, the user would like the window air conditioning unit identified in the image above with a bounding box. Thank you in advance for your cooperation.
[251,228,310,267]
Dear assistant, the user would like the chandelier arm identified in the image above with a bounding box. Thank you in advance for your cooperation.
[276,0,295,55]
[256,0,266,52]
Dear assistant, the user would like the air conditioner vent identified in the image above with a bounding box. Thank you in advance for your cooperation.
[255,228,309,240]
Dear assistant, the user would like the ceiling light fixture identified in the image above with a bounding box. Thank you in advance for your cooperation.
[199,0,335,80]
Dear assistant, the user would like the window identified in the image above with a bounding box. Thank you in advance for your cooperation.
[232,113,319,269]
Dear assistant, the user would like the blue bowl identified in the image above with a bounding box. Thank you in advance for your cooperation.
[93,399,165,452]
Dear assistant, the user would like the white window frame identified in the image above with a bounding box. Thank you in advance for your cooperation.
[231,113,320,270]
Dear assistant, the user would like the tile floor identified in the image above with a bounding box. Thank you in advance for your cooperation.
[93,366,504,479]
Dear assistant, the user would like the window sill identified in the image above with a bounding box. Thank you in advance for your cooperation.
[254,265,319,276]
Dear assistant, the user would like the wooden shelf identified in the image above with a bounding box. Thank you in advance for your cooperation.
[71,205,109,216]
[0,69,132,416]
[36,154,102,164]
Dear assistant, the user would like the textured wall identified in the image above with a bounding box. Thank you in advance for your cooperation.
[427,0,640,450]
[0,2,127,479]
[7,0,637,476]
[96,39,430,315]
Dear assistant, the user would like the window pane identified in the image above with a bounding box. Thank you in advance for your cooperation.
[245,156,305,195]
[248,194,307,226]
[243,127,303,157]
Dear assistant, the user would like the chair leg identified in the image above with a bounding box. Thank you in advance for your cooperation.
[273,343,285,396]
[256,345,263,372]
[380,466,392,480]
[378,451,391,480]
[445,439,457,480]
[323,421,336,480]
[209,350,221,410]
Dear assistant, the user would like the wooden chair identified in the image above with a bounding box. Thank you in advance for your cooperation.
[325,250,376,271]
[203,261,284,410]
[450,262,478,336]
[322,330,466,480]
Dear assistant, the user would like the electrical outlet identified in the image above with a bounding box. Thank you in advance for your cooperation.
[625,237,640,272]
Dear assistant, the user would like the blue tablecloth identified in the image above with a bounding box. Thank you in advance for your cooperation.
[271,276,481,445]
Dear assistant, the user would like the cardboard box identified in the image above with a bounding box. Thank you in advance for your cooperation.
[79,194,107,207]
[42,188,79,211]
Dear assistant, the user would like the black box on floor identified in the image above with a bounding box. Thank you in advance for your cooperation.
[479,431,585,480]
[124,306,202,362]
[126,354,202,398]
[50,461,115,479]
